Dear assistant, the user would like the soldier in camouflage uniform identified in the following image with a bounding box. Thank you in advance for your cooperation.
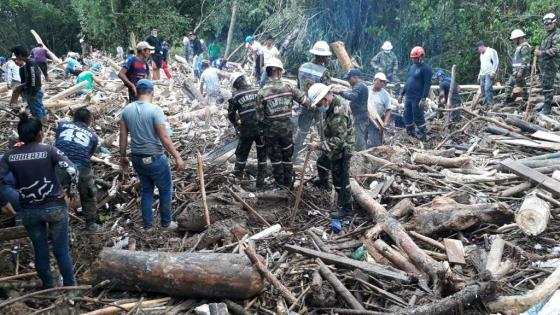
[307,83,355,218]
[293,41,332,161]
[256,58,310,189]
[371,41,400,95]
[535,13,560,114]
[227,73,266,189]
[501,29,532,106]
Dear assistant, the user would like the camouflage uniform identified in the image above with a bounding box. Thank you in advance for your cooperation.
[228,83,266,188]
[293,60,331,160]
[504,41,532,101]
[371,50,400,95]
[316,96,355,212]
[540,27,560,112]
[257,78,308,188]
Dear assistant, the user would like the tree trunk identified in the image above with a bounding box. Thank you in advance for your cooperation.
[0,226,28,242]
[82,248,264,299]
[224,0,239,58]
[515,191,551,236]
[45,81,88,103]
[330,41,354,72]
[411,152,472,168]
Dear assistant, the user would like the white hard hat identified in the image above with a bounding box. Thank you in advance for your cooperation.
[381,41,393,51]
[307,83,332,107]
[309,41,332,56]
[543,13,557,24]
[230,72,245,87]
[510,29,526,40]
[374,72,388,81]
[264,58,284,70]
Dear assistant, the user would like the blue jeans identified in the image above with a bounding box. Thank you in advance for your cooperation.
[131,154,173,228]
[26,90,46,119]
[480,74,494,106]
[20,205,75,288]
[403,97,427,132]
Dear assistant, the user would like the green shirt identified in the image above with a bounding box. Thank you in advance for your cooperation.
[77,71,94,90]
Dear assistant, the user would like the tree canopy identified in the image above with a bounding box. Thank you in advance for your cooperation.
[0,0,558,82]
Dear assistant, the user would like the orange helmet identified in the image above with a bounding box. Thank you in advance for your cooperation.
[410,46,425,58]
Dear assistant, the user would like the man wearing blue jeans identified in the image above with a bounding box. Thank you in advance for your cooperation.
[476,41,499,107]
[119,79,185,231]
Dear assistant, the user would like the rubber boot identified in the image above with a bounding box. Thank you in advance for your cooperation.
[255,165,265,190]
[406,126,416,138]
[540,102,552,115]
[313,165,330,189]
[416,126,428,142]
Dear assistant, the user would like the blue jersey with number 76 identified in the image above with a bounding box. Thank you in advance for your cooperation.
[55,121,98,168]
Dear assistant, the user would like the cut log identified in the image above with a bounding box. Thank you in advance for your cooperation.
[285,244,410,282]
[515,191,551,236]
[505,116,547,133]
[0,226,28,241]
[350,179,463,289]
[409,200,514,236]
[388,198,415,219]
[411,152,472,168]
[45,81,88,103]
[317,259,365,310]
[487,264,560,314]
[498,181,533,197]
[82,248,263,299]
[373,239,422,274]
[408,231,445,251]
[501,159,560,197]
[330,41,355,72]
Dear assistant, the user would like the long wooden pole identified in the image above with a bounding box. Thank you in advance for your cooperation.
[523,48,539,121]
[224,0,239,58]
[197,151,211,227]
[292,135,315,223]
[444,65,457,134]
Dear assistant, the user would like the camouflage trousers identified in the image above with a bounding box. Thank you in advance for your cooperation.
[504,69,528,100]
[541,60,558,108]
[316,153,353,211]
[56,166,97,225]
[264,127,294,188]
[234,135,267,187]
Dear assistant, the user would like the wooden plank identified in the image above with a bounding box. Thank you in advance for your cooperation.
[531,131,560,144]
[501,159,560,197]
[284,244,411,282]
[492,138,560,151]
[443,239,466,265]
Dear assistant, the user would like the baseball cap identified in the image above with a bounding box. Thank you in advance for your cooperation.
[137,41,155,50]
[136,79,154,90]
[374,72,387,81]
[343,68,362,80]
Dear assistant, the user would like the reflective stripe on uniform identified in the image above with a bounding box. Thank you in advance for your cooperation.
[282,144,293,151]
[239,108,256,115]
[263,92,293,101]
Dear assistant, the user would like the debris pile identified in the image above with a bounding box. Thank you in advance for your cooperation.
[0,48,560,315]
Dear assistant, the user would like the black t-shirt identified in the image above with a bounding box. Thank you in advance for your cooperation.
[19,59,42,96]
[145,35,162,55]
[0,143,76,207]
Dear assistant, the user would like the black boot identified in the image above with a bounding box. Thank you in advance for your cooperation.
[500,97,513,107]
[540,102,552,115]
[406,126,416,138]
[416,126,428,141]
[255,166,265,190]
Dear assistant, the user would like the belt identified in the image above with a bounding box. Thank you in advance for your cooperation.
[131,153,163,159]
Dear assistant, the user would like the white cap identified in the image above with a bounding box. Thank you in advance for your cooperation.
[230,72,245,87]
[137,41,155,50]
[381,41,393,51]
[374,72,387,81]
[307,83,332,107]
[264,58,284,70]
[309,41,332,56]
[79,38,85,44]
[510,29,526,40]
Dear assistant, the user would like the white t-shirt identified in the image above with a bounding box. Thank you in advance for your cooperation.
[261,45,280,65]
[368,88,391,117]
[250,41,263,55]
[479,47,499,76]
[200,67,220,96]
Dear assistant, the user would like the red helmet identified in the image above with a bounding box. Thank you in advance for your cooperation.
[410,46,425,58]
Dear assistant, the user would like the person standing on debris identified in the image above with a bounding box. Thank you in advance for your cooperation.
[31,43,50,82]
[333,68,370,150]
[259,35,280,87]
[55,108,100,231]
[256,58,309,190]
[399,46,432,141]
[119,41,153,103]
[10,46,48,124]
[535,13,560,114]
[116,46,124,60]
[245,36,263,80]
[161,41,172,79]
[183,32,192,62]
[200,61,229,105]
[371,41,400,95]
[367,72,392,147]
[501,29,532,107]
[293,41,332,160]
[145,26,163,81]
[190,32,204,79]
[307,83,354,218]
[476,41,499,107]
[433,69,462,121]
[0,113,78,289]
[6,54,21,91]
[228,73,267,190]
[120,79,184,231]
